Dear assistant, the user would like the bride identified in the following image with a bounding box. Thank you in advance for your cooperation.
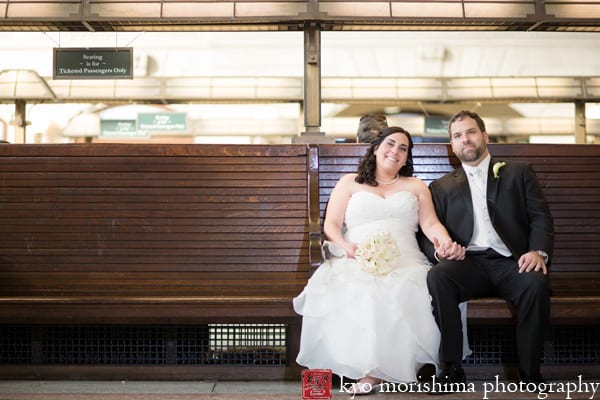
[293,126,469,394]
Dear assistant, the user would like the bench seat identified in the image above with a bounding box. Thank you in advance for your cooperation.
[0,295,299,324]
[1,142,599,380]
[466,296,600,323]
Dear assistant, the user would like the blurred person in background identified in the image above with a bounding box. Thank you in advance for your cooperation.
[357,113,388,143]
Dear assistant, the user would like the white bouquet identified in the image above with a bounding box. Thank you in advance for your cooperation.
[355,231,401,275]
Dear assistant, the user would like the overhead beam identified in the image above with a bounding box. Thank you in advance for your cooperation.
[1,0,600,31]
[2,75,598,103]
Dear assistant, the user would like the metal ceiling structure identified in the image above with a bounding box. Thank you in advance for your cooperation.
[2,70,599,103]
[0,0,600,32]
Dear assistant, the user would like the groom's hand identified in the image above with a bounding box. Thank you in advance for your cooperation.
[518,251,548,275]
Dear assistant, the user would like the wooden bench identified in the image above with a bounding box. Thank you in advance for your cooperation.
[1,142,599,380]
[0,143,310,379]
[314,143,600,377]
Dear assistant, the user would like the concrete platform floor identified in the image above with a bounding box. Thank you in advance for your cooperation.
[0,379,599,400]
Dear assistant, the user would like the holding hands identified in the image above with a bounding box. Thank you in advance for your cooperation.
[434,238,466,261]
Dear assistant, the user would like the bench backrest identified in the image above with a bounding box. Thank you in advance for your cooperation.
[316,143,600,297]
[0,144,311,303]
[1,142,599,317]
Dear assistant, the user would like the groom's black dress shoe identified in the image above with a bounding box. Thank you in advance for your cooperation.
[518,369,546,385]
[417,363,436,382]
[429,364,466,395]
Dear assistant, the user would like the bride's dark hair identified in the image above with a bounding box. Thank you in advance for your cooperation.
[355,126,415,186]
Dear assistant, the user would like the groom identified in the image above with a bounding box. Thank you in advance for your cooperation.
[419,110,554,386]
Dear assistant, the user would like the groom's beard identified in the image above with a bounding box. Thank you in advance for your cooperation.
[455,142,486,164]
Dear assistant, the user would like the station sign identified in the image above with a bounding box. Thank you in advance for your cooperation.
[137,113,187,132]
[100,120,147,138]
[53,47,133,80]
[424,116,449,137]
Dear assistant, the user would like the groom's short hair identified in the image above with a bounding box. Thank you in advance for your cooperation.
[448,110,486,136]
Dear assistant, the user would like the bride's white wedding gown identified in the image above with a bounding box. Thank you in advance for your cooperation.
[293,190,469,383]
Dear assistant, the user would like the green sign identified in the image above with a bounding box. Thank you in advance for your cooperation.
[424,116,449,137]
[100,120,146,138]
[137,113,187,132]
[53,48,133,79]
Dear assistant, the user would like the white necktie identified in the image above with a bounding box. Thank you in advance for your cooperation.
[469,168,485,193]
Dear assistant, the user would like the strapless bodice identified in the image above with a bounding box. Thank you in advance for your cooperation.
[344,191,428,264]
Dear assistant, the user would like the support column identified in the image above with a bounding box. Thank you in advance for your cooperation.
[14,99,27,144]
[293,23,334,144]
[574,100,586,144]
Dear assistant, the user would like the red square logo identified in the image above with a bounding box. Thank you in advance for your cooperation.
[302,369,332,400]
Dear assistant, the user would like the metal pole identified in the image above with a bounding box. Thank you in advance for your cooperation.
[574,100,586,144]
[293,23,333,144]
[14,99,27,144]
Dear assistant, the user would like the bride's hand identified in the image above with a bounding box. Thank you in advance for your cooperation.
[343,242,358,259]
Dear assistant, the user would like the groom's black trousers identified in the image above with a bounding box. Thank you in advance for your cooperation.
[426,248,550,376]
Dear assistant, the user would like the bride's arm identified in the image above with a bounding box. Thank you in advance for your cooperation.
[415,179,465,261]
[323,174,358,258]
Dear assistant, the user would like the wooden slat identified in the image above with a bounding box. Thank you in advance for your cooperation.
[0,144,309,157]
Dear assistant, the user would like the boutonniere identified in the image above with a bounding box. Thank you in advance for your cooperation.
[493,161,506,179]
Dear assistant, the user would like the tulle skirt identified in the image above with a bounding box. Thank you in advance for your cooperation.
[293,256,441,383]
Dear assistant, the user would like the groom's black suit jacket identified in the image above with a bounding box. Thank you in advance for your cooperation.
[420,158,554,264]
